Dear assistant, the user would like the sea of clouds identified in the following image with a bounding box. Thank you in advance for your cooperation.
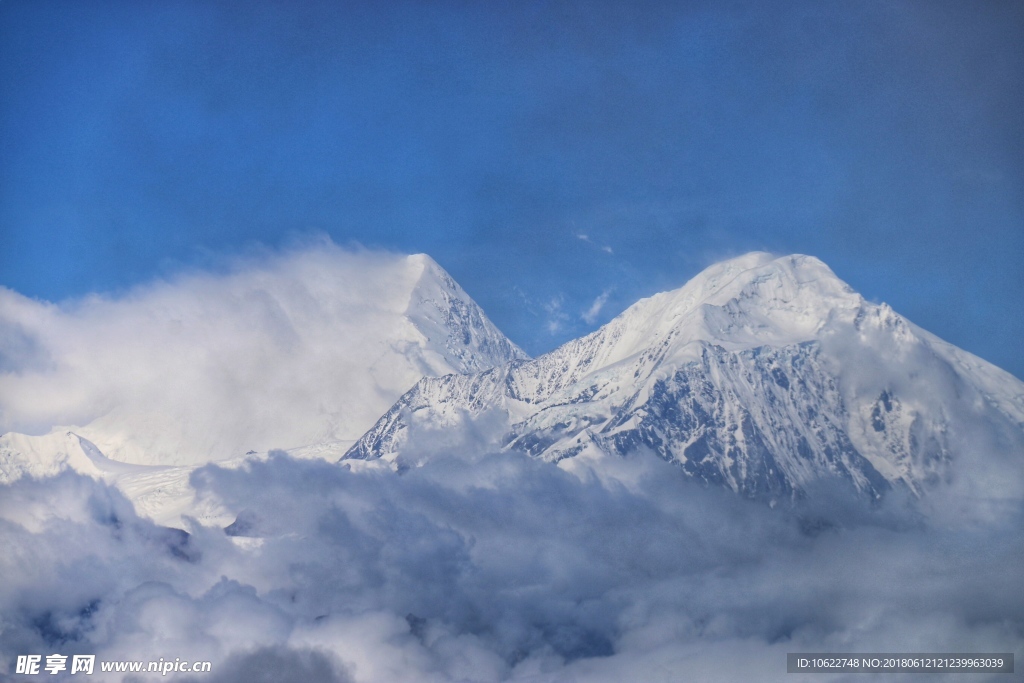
[2,425,1021,682]
[1,245,1021,682]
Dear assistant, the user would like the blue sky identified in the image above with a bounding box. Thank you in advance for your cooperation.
[1,0,1021,378]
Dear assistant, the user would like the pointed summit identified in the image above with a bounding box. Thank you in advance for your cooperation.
[404,254,527,375]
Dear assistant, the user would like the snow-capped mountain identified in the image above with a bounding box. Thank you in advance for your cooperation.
[346,253,1024,501]
[1,250,525,475]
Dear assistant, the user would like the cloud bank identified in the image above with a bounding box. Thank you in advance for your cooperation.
[0,241,504,465]
[1,417,1019,682]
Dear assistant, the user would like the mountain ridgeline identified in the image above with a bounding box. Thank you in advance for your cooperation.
[3,251,1021,518]
[345,253,1024,503]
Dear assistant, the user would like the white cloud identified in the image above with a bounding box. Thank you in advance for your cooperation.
[542,296,568,335]
[581,290,611,325]
[573,230,614,255]
[1,421,1020,682]
[0,241,507,466]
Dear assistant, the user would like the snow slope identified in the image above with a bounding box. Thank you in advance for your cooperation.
[346,253,1024,501]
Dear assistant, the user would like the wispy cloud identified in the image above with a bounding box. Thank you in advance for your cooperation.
[573,230,614,256]
[543,295,568,335]
[581,290,612,325]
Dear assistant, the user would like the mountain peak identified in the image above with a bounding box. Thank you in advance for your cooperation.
[404,254,528,375]
[547,253,861,380]
[405,252,441,275]
[639,252,858,335]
